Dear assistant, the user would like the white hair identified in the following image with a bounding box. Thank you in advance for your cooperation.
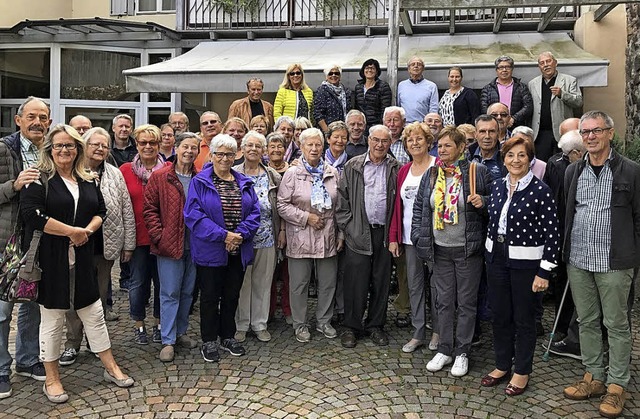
[558,130,585,155]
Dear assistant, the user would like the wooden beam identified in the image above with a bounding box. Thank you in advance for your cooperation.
[538,5,561,32]
[594,3,618,22]
[400,10,414,35]
[401,0,621,10]
[493,7,507,33]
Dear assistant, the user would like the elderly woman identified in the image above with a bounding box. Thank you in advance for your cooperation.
[411,126,492,377]
[277,128,342,343]
[324,121,349,175]
[439,67,481,126]
[274,63,313,121]
[294,117,312,147]
[223,117,249,165]
[274,116,300,164]
[482,136,559,395]
[250,115,270,136]
[354,58,392,132]
[143,132,201,363]
[388,122,436,354]
[58,127,136,367]
[159,123,176,162]
[121,124,165,345]
[184,134,260,362]
[233,131,283,343]
[21,124,133,404]
[313,65,351,133]
[511,126,546,180]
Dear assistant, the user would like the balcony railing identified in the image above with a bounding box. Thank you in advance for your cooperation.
[185,0,579,30]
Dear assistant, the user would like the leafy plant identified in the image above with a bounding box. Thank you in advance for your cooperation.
[210,0,259,16]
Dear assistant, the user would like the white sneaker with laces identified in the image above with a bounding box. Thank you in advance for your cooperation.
[450,353,469,377]
[426,352,453,372]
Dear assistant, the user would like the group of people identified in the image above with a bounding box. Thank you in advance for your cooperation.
[0,50,637,419]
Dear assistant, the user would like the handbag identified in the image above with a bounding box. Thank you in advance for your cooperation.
[0,232,24,301]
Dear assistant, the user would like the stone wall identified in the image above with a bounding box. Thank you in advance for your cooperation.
[627,4,640,141]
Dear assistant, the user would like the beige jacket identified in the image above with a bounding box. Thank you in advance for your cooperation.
[228,97,274,128]
[100,162,136,260]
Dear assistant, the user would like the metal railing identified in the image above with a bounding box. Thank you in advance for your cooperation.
[185,0,579,30]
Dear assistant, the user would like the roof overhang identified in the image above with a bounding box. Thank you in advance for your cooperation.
[124,32,608,93]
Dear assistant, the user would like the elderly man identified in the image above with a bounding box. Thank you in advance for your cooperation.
[469,114,504,181]
[383,106,410,165]
[562,111,639,419]
[480,56,533,129]
[228,77,274,128]
[424,113,443,137]
[69,115,92,136]
[529,52,582,162]
[0,96,50,398]
[111,114,137,167]
[337,125,400,348]
[168,112,189,135]
[486,102,512,144]
[397,56,439,123]
[194,111,223,171]
[345,110,368,160]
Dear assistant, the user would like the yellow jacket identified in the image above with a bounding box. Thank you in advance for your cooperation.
[273,87,314,122]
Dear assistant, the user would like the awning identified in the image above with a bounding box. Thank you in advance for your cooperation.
[124,32,608,92]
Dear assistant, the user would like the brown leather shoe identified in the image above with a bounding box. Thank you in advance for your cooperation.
[480,372,510,387]
[340,330,357,348]
[505,382,528,396]
[563,372,606,400]
[599,384,626,418]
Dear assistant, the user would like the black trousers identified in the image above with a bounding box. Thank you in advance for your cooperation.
[342,227,392,333]
[487,243,538,375]
[197,255,245,343]
[534,129,557,163]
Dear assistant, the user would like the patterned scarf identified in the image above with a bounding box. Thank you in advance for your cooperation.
[131,154,164,185]
[324,148,347,175]
[321,81,347,120]
[302,157,332,212]
[433,157,463,230]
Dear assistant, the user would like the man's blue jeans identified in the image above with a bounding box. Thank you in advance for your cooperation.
[0,300,40,376]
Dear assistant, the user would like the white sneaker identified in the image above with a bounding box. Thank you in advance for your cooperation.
[450,354,469,377]
[426,352,453,372]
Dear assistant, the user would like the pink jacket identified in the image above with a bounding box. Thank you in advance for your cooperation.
[276,164,341,259]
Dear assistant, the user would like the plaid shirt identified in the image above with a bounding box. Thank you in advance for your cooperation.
[569,154,613,272]
[20,134,39,169]
[390,140,410,165]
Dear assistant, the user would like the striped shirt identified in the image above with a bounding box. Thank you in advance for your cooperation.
[363,154,388,225]
[569,156,613,272]
[212,173,242,254]
[20,134,39,169]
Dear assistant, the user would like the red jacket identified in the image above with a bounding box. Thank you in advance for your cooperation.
[389,162,413,245]
[121,162,155,247]
[143,163,197,259]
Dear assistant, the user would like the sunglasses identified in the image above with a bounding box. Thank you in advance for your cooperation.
[289,71,302,76]
[201,120,220,126]
[328,71,340,76]
[490,113,509,118]
[137,140,159,147]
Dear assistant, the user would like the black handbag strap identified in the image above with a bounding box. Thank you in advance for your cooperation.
[20,230,42,275]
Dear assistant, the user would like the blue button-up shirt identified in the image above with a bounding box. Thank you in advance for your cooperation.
[363,154,388,225]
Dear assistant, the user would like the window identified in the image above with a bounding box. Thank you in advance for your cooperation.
[60,49,141,102]
[111,0,135,15]
[138,0,176,12]
[148,53,172,102]
[0,49,50,99]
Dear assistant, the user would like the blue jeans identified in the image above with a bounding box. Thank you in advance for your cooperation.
[0,300,40,376]
[157,251,196,345]
[128,246,159,322]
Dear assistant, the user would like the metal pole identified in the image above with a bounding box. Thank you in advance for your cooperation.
[387,0,400,104]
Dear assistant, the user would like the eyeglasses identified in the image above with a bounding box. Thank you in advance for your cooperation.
[579,127,611,137]
[490,113,509,118]
[289,71,302,76]
[171,121,186,127]
[52,143,77,150]
[327,71,340,76]
[212,151,235,160]
[161,133,174,138]
[364,65,376,71]
[496,66,513,71]
[370,136,391,145]
[201,120,220,126]
[87,143,110,150]
[137,140,159,147]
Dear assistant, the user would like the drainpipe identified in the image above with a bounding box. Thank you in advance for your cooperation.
[387,0,400,104]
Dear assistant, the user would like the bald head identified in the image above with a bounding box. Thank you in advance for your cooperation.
[69,115,92,136]
[559,118,580,136]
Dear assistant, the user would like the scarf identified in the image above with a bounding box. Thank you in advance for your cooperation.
[321,81,347,120]
[296,89,309,119]
[284,139,300,164]
[433,157,463,230]
[131,154,164,185]
[302,156,332,212]
[324,148,348,175]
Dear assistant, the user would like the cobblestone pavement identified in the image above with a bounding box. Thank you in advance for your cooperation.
[0,281,638,419]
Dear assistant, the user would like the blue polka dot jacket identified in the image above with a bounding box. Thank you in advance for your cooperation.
[485,175,560,279]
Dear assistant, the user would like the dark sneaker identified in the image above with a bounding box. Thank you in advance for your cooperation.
[221,338,246,356]
[548,339,582,360]
[201,341,219,363]
[59,348,78,366]
[15,362,46,381]
[134,327,149,345]
[152,326,162,343]
[0,375,11,399]
[471,334,482,347]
